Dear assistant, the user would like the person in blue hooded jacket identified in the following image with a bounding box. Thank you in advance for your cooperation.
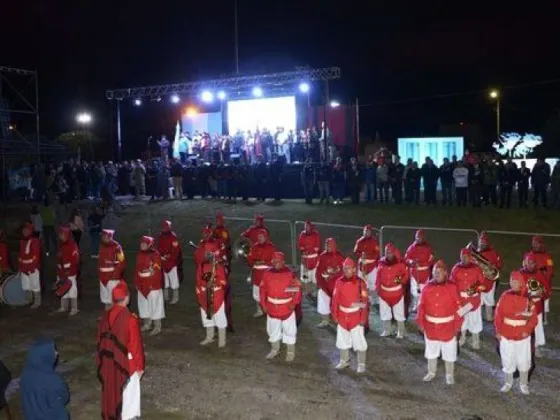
[20,340,70,420]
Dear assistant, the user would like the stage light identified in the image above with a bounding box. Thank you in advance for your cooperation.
[217,91,227,100]
[171,94,180,104]
[134,98,142,106]
[330,100,340,108]
[252,87,263,97]
[299,82,310,93]
[76,112,92,124]
[8,124,14,131]
[201,91,214,103]
[185,107,198,118]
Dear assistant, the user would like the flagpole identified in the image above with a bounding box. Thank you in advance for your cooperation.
[355,97,360,154]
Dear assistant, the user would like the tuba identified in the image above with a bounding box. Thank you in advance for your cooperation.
[466,242,499,281]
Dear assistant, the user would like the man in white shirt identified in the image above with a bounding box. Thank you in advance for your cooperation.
[453,161,469,206]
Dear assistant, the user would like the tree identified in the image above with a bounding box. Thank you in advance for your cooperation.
[493,133,542,158]
[57,131,105,161]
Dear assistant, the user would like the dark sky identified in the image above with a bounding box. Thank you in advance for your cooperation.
[2,1,560,157]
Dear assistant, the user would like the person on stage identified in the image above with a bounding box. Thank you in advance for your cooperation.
[55,225,80,316]
[404,229,434,311]
[528,235,554,325]
[246,229,276,318]
[417,260,463,385]
[315,238,344,328]
[495,270,538,394]
[241,214,269,245]
[331,257,369,373]
[98,229,126,310]
[19,222,42,308]
[158,135,170,164]
[298,220,321,297]
[135,236,165,336]
[157,220,182,304]
[477,232,504,321]
[354,224,380,300]
[97,281,145,420]
[260,251,302,362]
[375,243,409,338]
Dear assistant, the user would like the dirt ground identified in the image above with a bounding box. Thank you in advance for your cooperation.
[1,198,560,420]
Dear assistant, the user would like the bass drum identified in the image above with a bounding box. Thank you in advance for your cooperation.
[0,273,31,307]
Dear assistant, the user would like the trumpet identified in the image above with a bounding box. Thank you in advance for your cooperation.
[466,242,499,281]
[527,278,545,298]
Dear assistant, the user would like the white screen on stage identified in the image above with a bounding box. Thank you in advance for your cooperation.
[227,96,296,134]
[398,137,464,166]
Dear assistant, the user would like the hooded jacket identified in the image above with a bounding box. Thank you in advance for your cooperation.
[20,340,70,420]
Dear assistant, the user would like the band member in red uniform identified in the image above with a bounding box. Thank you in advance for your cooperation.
[260,252,302,362]
[214,212,231,263]
[404,229,434,311]
[196,251,229,347]
[316,238,344,328]
[331,258,369,373]
[241,214,269,245]
[97,281,145,420]
[194,226,225,267]
[376,243,409,338]
[495,271,538,395]
[135,236,165,336]
[450,248,485,349]
[529,235,554,325]
[19,222,42,308]
[417,260,463,385]
[0,229,11,274]
[518,252,550,357]
[157,220,182,304]
[55,225,80,316]
[298,220,321,297]
[477,232,504,321]
[98,229,125,310]
[246,229,276,318]
[354,225,380,298]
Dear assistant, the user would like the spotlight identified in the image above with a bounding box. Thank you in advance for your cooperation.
[76,112,92,124]
[171,94,180,104]
[299,83,310,93]
[252,87,263,97]
[185,107,198,118]
[201,91,214,103]
[330,100,340,108]
[134,98,142,106]
[217,91,227,100]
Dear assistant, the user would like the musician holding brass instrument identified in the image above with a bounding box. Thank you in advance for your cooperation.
[353,225,380,301]
[194,226,225,268]
[450,248,485,350]
[54,225,80,316]
[19,222,42,308]
[246,229,276,318]
[98,229,126,311]
[196,252,228,347]
[404,229,434,311]
[298,221,321,297]
[241,214,269,245]
[376,243,409,338]
[475,232,503,322]
[315,238,344,328]
[157,220,182,305]
[528,235,554,325]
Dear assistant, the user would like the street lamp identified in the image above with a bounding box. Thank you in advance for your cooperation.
[76,112,93,160]
[489,89,500,142]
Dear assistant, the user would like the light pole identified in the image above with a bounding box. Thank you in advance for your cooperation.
[76,112,93,161]
[489,89,500,144]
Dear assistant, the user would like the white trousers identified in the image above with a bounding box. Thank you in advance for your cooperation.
[545,298,550,313]
[535,313,546,346]
[121,371,141,420]
[410,276,426,299]
[358,268,377,290]
[100,280,120,305]
[21,270,41,292]
[500,336,531,374]
[201,303,227,329]
[252,285,260,303]
[481,282,496,307]
[267,312,297,345]
[164,267,180,289]
[299,265,317,284]
[424,335,457,362]
[317,289,331,315]
[59,275,77,299]
[336,325,368,351]
[461,306,483,334]
[137,290,166,321]
[379,296,405,322]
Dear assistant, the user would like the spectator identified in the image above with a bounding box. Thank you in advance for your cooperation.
[532,158,551,207]
[453,161,469,207]
[389,155,405,204]
[348,157,363,204]
[421,158,439,205]
[518,161,530,208]
[376,160,390,203]
[551,160,560,209]
[332,158,346,204]
[363,155,377,204]
[469,162,484,207]
[134,160,147,199]
[301,158,315,204]
[40,197,57,256]
[269,154,284,201]
[405,161,421,204]
[69,208,85,246]
[0,359,11,419]
[88,206,104,258]
[30,205,43,239]
[482,161,498,206]
[170,159,183,199]
[317,162,331,204]
[439,158,454,206]
[499,159,516,209]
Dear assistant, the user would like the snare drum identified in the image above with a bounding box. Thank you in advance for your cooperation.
[0,273,31,306]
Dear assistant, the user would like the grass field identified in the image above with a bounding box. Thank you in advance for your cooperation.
[1,198,560,419]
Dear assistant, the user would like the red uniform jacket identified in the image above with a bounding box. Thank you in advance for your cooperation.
[97,305,145,420]
[134,250,163,298]
[57,240,80,279]
[450,263,485,311]
[247,242,275,287]
[157,231,181,273]
[354,237,380,275]
[0,242,11,273]
[194,238,225,267]
[260,267,302,320]
[404,242,434,285]
[315,251,344,297]
[98,241,125,285]
[331,275,369,330]
[196,261,228,313]
[298,230,321,270]
[375,257,409,306]
[214,226,231,250]
[242,226,270,245]
[494,289,538,340]
[479,247,503,291]
[531,250,554,292]
[18,237,41,274]
[417,280,463,341]
[518,268,549,315]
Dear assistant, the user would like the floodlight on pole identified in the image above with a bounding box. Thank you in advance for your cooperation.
[201,91,214,103]
[299,82,310,93]
[489,89,501,142]
[217,91,227,100]
[171,94,180,104]
[134,98,142,106]
[252,87,263,97]
[489,89,499,99]
[330,100,340,108]
[76,112,92,124]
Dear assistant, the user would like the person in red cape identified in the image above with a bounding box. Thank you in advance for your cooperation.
[246,229,276,318]
[19,222,42,308]
[375,243,409,338]
[98,229,126,310]
[354,224,380,302]
[404,229,434,311]
[528,235,554,325]
[55,225,80,316]
[297,220,321,297]
[315,238,344,328]
[194,225,225,267]
[97,281,145,420]
[0,229,12,274]
[260,251,302,362]
[241,214,269,245]
[495,270,538,395]
[331,257,369,373]
[477,232,504,321]
[417,260,463,385]
[157,220,182,304]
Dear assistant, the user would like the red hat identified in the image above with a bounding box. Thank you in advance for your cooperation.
[140,236,155,247]
[202,225,213,236]
[363,224,374,234]
[216,212,224,226]
[384,242,397,255]
[326,237,337,251]
[532,235,544,246]
[255,214,264,225]
[22,222,33,235]
[343,257,356,269]
[162,220,172,231]
[460,248,472,258]
[433,260,447,272]
[272,251,285,263]
[102,229,115,239]
[112,280,129,302]
[510,270,524,283]
[479,232,489,245]
[523,251,537,265]
[415,229,425,241]
[256,228,269,240]
[304,220,314,230]
[58,224,71,241]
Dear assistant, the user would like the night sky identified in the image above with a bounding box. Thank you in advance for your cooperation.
[2,1,559,158]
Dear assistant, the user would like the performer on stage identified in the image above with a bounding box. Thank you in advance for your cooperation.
[450,248,485,349]
[316,238,344,328]
[495,270,538,394]
[98,229,126,310]
[196,252,229,347]
[97,281,145,420]
[55,225,80,316]
[135,236,165,336]
[375,243,409,338]
[157,220,182,304]
[246,229,276,318]
[331,258,369,373]
[477,232,504,321]
[0,229,11,274]
[260,251,302,361]
[241,214,269,245]
[528,236,554,325]
[354,225,380,300]
[404,229,434,311]
[19,222,42,308]
[417,260,463,385]
[298,220,321,297]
